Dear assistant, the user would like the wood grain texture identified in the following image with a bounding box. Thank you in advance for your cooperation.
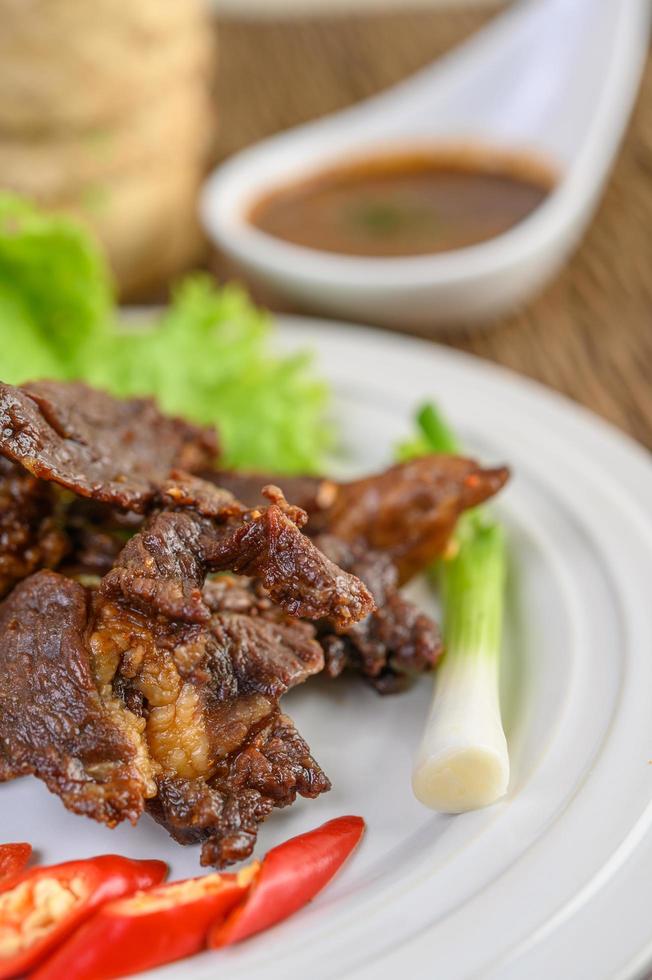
[213,8,652,448]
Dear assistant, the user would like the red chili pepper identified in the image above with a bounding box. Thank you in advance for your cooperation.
[0,846,31,891]
[32,867,256,980]
[209,815,365,948]
[0,854,166,979]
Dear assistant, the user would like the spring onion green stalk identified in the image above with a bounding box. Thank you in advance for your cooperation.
[400,404,510,812]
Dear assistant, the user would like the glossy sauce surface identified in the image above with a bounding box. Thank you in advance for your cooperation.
[249,150,554,257]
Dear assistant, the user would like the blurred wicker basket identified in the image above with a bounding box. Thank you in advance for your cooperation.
[0,0,214,297]
[61,163,206,299]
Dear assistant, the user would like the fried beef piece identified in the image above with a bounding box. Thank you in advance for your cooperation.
[203,576,326,698]
[0,474,369,863]
[149,713,329,866]
[0,457,69,597]
[314,535,442,693]
[0,570,155,824]
[207,457,508,583]
[209,470,336,517]
[0,379,216,592]
[90,592,329,866]
[101,474,374,629]
[0,380,218,513]
[88,477,368,865]
[307,457,509,584]
[206,547,441,695]
[207,457,507,691]
[99,585,328,865]
[63,499,142,579]
[206,546,442,695]
[109,584,330,867]
[203,562,437,694]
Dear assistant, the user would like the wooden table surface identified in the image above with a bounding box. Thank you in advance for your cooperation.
[213,7,652,450]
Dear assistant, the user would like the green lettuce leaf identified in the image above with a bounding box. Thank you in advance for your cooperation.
[0,193,113,376]
[0,194,330,473]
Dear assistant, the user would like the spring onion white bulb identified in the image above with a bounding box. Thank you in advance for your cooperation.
[399,403,510,812]
[412,519,509,812]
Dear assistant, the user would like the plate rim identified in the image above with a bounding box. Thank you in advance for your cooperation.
[5,311,652,980]
[271,313,652,980]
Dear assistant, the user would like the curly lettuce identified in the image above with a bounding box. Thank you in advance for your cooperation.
[0,194,330,473]
[0,193,113,380]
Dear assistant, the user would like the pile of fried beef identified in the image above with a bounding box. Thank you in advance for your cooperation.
[0,380,508,866]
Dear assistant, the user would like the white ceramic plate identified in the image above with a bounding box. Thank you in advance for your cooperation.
[3,317,652,979]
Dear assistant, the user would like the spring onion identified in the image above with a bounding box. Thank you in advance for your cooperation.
[401,404,510,812]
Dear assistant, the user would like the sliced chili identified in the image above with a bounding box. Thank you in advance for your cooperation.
[209,815,365,947]
[18,815,365,978]
[0,854,166,978]
[0,846,31,891]
[32,866,256,980]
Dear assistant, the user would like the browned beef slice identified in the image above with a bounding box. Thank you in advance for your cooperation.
[101,474,375,629]
[206,458,508,585]
[204,458,505,690]
[0,560,328,859]
[92,574,328,866]
[81,477,371,866]
[125,596,327,866]
[206,557,440,695]
[0,457,69,597]
[149,713,329,867]
[0,380,218,513]
[0,531,333,861]
[0,570,154,825]
[204,559,440,694]
[308,456,509,583]
[314,535,442,692]
[208,470,336,516]
[63,507,141,579]
[207,580,324,699]
[205,460,503,690]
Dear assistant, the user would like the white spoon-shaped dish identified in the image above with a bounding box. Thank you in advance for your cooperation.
[201,0,650,332]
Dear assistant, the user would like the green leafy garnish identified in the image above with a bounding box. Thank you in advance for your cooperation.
[0,194,330,473]
[85,277,331,472]
[0,193,113,381]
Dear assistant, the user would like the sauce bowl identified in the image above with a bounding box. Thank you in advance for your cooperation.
[201,0,649,332]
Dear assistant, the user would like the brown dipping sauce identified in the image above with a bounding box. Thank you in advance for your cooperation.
[249,149,555,258]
